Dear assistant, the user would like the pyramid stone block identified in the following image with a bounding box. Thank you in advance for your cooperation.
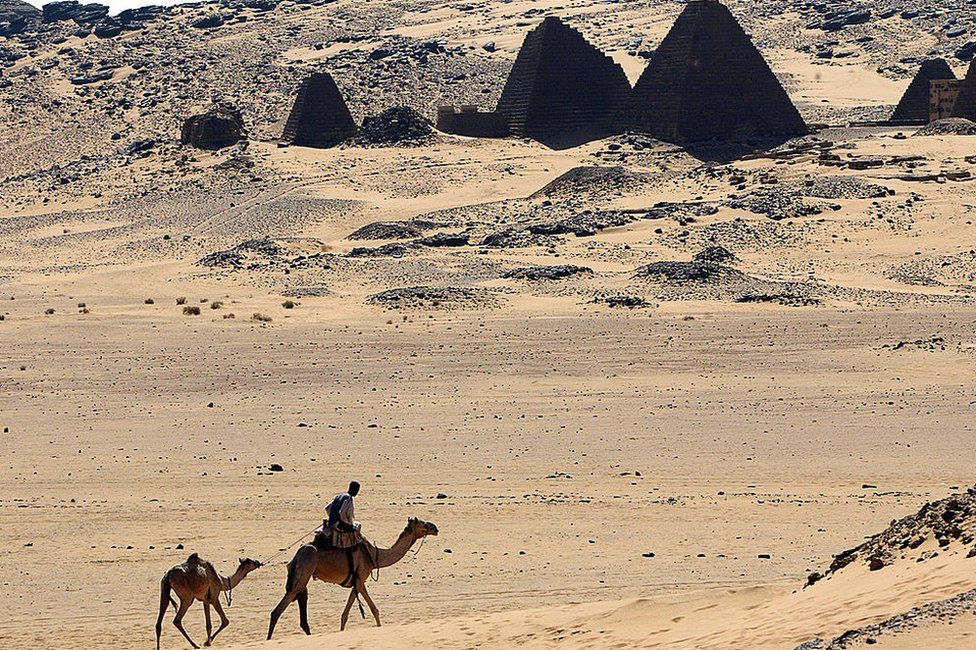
[495,16,631,145]
[890,59,956,125]
[951,59,976,121]
[625,0,807,143]
[281,72,357,148]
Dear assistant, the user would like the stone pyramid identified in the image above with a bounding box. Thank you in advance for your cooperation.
[625,0,807,143]
[890,59,956,125]
[281,72,357,148]
[951,59,976,121]
[495,16,631,145]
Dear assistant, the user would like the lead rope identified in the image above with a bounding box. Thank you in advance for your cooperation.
[223,576,233,607]
[259,526,319,566]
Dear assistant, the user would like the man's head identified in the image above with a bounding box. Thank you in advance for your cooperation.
[348,481,361,497]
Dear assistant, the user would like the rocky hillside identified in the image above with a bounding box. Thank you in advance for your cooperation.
[0,0,974,176]
[808,485,976,585]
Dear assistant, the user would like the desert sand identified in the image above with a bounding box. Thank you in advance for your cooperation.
[2,0,976,649]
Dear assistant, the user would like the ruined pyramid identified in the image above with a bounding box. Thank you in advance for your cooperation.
[951,59,976,121]
[495,16,631,145]
[625,0,807,143]
[281,72,357,148]
[890,59,956,125]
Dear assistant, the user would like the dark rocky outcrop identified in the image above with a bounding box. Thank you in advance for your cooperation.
[42,1,108,25]
[504,265,593,281]
[180,104,247,150]
[0,0,39,24]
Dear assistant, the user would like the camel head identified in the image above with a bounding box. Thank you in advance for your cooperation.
[406,517,439,538]
[237,557,262,575]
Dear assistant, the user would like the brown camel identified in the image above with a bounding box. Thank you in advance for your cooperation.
[267,517,438,639]
[156,553,261,650]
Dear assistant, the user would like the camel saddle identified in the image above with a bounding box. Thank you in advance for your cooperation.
[312,529,362,589]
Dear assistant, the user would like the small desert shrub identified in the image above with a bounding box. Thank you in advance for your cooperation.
[44,308,55,315]
[252,313,272,322]
[223,313,235,319]
[176,297,187,305]
[210,301,223,310]
[183,305,201,316]
[282,300,296,309]
[144,298,154,305]
[77,302,86,308]
[0,314,5,321]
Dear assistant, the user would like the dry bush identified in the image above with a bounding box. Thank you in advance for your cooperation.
[282,300,296,309]
[183,305,201,316]
[252,313,272,322]
[211,301,223,310]
[44,308,55,315]
[144,298,154,304]
[176,297,187,305]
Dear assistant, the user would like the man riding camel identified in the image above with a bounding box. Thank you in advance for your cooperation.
[320,481,363,548]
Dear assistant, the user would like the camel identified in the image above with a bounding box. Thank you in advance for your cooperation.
[156,553,262,650]
[267,517,438,639]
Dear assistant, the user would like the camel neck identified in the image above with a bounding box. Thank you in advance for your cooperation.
[224,566,249,589]
[375,529,419,569]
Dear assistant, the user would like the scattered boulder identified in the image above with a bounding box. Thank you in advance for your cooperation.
[192,13,224,29]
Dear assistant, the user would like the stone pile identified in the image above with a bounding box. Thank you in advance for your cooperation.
[180,103,247,150]
[352,106,433,147]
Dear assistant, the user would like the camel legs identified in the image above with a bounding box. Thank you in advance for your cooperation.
[297,588,311,635]
[208,598,230,645]
[357,581,381,627]
[156,579,170,650]
[339,588,357,631]
[203,602,213,647]
[172,597,199,649]
[268,553,316,640]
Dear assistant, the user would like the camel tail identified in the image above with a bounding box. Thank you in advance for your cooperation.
[156,574,172,650]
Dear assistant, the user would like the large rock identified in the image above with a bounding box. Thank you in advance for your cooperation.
[0,0,39,24]
[42,1,109,25]
[180,104,247,150]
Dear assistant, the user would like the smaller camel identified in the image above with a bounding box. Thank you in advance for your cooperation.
[156,553,261,650]
[267,517,438,638]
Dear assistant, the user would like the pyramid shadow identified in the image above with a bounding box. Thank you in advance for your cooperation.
[680,135,796,163]
[534,128,622,151]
